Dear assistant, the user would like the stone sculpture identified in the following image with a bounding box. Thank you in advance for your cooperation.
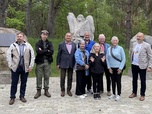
[67,12,95,43]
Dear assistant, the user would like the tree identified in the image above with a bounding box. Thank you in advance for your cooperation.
[0,0,10,27]
[26,0,32,37]
[125,0,133,49]
[47,0,62,38]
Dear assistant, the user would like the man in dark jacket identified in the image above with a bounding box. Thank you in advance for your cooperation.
[57,32,76,97]
[34,30,54,99]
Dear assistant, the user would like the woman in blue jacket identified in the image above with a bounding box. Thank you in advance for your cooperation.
[106,36,126,101]
[75,40,89,99]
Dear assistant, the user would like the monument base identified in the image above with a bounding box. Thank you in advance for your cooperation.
[0,71,11,84]
[128,67,152,80]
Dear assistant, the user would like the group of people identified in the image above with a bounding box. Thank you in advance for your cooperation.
[6,30,152,105]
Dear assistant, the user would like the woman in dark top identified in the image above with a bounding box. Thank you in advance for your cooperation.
[89,43,105,100]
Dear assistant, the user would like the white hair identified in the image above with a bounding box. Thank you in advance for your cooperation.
[98,34,106,39]
[90,43,103,54]
[111,36,119,42]
[79,39,85,44]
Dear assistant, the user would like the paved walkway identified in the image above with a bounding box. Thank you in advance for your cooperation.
[0,75,152,114]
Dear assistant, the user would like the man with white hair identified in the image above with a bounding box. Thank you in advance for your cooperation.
[98,34,111,96]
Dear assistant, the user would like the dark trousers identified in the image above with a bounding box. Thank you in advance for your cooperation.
[101,68,111,92]
[85,73,92,90]
[75,70,86,95]
[10,66,28,99]
[60,68,73,92]
[110,68,122,95]
[92,73,102,93]
[131,64,146,96]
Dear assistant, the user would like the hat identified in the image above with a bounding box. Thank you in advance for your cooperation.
[41,30,49,34]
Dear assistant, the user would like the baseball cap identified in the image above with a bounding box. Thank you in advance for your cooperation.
[41,30,49,34]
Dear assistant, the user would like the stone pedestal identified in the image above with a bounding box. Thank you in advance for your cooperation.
[0,71,11,84]
[128,67,152,80]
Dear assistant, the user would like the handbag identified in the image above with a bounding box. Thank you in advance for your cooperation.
[76,64,85,70]
[110,47,126,70]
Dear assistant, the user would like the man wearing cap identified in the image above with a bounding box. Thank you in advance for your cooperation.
[34,30,54,99]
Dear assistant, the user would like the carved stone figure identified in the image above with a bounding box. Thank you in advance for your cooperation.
[67,12,95,43]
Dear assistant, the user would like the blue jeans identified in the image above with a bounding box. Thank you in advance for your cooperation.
[10,66,28,99]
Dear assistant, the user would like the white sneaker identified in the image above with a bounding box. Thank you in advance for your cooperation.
[79,95,85,99]
[115,95,121,101]
[88,89,93,94]
[83,94,87,97]
[108,94,116,100]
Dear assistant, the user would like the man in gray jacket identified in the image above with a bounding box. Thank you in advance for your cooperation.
[6,32,35,105]
[129,32,152,101]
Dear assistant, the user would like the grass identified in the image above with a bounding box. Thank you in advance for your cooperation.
[28,37,130,77]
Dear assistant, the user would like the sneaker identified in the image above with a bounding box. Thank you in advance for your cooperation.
[83,94,87,97]
[88,89,93,94]
[79,95,85,99]
[108,94,116,100]
[115,95,121,101]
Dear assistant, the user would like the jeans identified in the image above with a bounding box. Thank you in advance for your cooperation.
[10,66,28,99]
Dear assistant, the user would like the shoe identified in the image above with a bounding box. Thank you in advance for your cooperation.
[107,91,111,96]
[115,95,121,101]
[20,97,27,102]
[79,95,85,99]
[88,89,93,94]
[97,93,101,100]
[108,94,116,100]
[93,93,97,100]
[139,96,145,101]
[83,94,87,97]
[34,90,41,99]
[44,89,51,97]
[67,91,72,96]
[9,99,15,105]
[61,91,65,97]
[129,93,137,98]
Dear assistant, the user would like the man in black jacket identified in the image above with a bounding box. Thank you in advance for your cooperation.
[57,32,76,97]
[34,30,54,99]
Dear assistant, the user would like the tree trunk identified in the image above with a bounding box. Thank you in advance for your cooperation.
[47,0,62,38]
[125,0,133,49]
[26,0,32,37]
[0,0,10,27]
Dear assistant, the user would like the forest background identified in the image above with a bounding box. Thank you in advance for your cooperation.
[0,0,152,76]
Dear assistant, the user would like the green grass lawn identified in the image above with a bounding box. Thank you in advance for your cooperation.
[28,37,130,77]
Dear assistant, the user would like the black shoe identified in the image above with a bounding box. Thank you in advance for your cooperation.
[93,93,97,100]
[9,98,15,105]
[20,97,27,102]
[97,93,101,100]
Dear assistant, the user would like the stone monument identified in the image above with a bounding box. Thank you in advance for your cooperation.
[128,33,152,80]
[67,12,95,44]
[0,27,22,84]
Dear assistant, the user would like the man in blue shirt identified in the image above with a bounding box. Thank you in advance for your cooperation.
[84,32,95,94]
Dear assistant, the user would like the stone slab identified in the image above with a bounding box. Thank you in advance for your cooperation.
[0,33,16,47]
